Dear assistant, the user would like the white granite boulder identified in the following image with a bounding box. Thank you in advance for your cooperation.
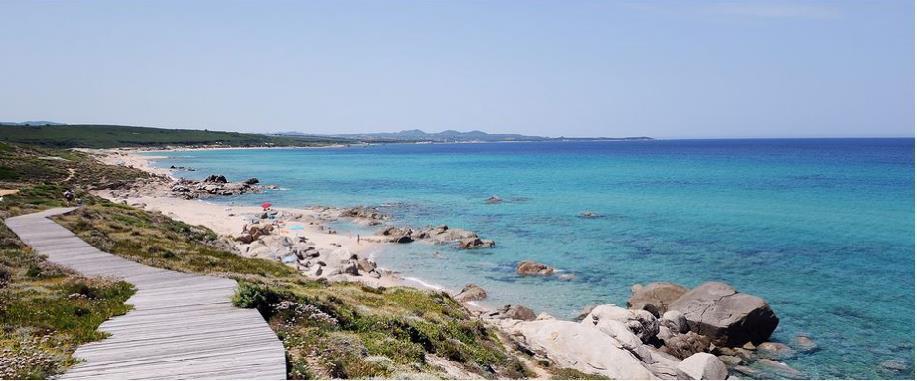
[677,353,728,380]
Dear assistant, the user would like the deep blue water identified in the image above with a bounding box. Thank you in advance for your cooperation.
[148,139,915,379]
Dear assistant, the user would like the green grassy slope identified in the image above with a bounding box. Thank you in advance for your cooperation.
[0,124,350,149]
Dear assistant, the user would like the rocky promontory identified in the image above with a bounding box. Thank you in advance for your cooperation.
[486,281,790,380]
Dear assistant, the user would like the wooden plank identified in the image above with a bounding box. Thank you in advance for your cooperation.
[5,208,287,380]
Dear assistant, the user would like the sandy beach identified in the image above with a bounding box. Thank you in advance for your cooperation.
[87,147,487,298]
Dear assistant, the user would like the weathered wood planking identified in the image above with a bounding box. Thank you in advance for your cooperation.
[5,208,287,380]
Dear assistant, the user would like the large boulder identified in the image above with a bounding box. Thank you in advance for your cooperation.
[669,282,779,346]
[583,304,659,343]
[676,353,728,380]
[487,304,537,321]
[454,284,487,302]
[501,319,655,379]
[516,260,555,276]
[629,282,689,316]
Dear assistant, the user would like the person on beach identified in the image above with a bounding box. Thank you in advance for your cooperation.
[357,234,361,244]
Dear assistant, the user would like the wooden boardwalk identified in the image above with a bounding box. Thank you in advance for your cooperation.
[5,208,287,379]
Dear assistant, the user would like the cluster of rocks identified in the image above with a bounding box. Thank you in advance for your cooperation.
[377,224,495,249]
[485,281,791,380]
[169,174,265,199]
[338,206,388,225]
[235,210,381,280]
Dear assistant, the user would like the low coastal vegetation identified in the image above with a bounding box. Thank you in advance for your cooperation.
[0,124,349,149]
[53,200,532,378]
[0,141,602,379]
[0,221,134,379]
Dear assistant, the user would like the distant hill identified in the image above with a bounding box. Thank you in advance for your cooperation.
[0,121,67,126]
[278,129,651,143]
[0,124,351,149]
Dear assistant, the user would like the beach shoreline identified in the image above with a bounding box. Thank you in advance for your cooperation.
[86,147,493,310]
[81,146,816,380]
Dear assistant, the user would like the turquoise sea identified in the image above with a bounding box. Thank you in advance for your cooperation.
[147,139,915,379]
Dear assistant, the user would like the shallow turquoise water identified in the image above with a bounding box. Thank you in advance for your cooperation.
[148,139,914,379]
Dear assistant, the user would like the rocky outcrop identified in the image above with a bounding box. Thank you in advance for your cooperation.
[628,282,689,316]
[515,260,554,276]
[669,282,779,346]
[170,174,264,199]
[237,222,274,244]
[378,226,415,243]
[485,195,503,204]
[676,353,728,380]
[454,284,487,302]
[500,319,655,379]
[340,206,387,222]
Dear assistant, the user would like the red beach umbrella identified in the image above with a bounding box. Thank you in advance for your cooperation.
[261,202,272,210]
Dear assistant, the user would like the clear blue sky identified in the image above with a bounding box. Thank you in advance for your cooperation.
[1,1,913,138]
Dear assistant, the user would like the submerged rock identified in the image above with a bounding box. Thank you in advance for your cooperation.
[669,282,779,346]
[516,260,555,276]
[756,342,796,360]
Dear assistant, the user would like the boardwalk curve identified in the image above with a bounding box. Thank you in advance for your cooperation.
[5,208,287,379]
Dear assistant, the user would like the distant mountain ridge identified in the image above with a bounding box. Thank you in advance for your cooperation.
[278,129,651,143]
[0,121,67,126]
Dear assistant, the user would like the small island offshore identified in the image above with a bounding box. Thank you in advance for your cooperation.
[1,124,835,380]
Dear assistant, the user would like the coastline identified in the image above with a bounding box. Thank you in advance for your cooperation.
[80,145,818,380]
[86,147,491,310]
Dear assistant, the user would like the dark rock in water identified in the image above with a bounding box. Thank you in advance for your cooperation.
[661,331,712,360]
[204,174,228,183]
[488,304,537,321]
[669,282,779,347]
[243,177,260,185]
[455,284,487,302]
[485,195,503,204]
[169,165,176,169]
[457,237,495,249]
[578,211,601,218]
[628,282,689,316]
[393,235,414,244]
[516,260,554,276]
